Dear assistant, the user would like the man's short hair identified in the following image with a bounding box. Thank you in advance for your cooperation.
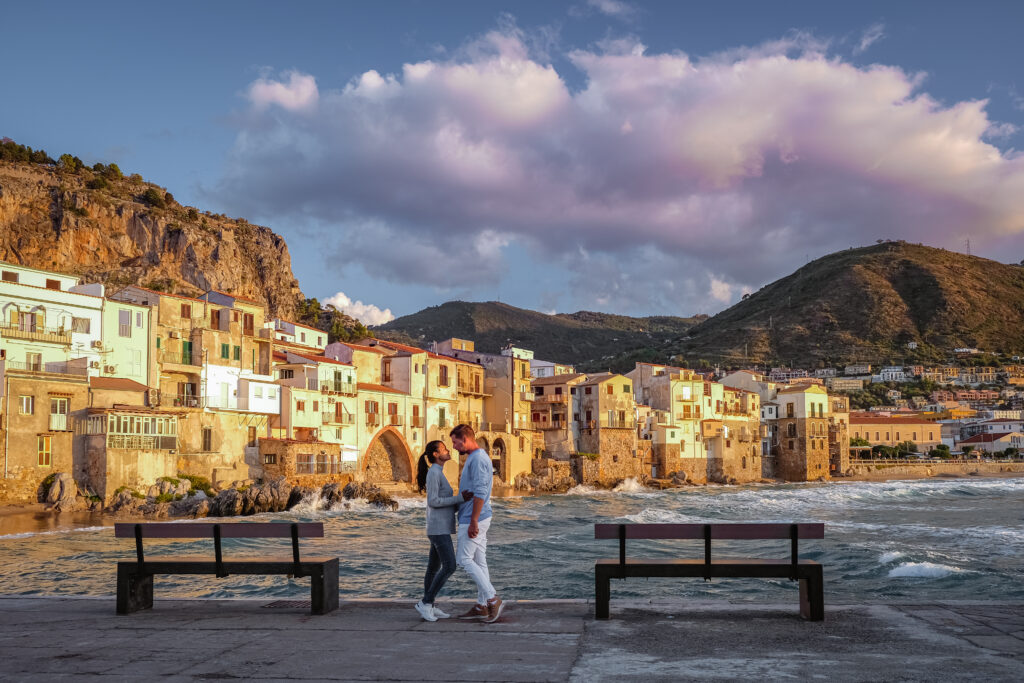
[450,423,475,440]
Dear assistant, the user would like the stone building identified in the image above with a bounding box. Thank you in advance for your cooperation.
[773,385,832,481]
[530,373,586,460]
[575,373,642,485]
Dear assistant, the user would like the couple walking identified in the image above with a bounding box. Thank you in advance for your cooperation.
[414,423,503,623]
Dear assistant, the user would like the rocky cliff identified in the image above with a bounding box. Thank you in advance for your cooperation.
[0,161,303,318]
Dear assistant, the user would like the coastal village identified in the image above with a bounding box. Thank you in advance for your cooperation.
[1,258,1022,508]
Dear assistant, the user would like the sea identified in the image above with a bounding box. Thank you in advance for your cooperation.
[1,476,1021,603]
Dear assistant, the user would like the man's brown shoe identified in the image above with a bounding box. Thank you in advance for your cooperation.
[484,597,504,623]
[458,604,488,620]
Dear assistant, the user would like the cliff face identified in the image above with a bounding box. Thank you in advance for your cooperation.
[0,162,303,318]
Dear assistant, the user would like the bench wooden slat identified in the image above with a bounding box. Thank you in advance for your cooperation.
[594,523,824,540]
[114,522,325,539]
[595,558,821,566]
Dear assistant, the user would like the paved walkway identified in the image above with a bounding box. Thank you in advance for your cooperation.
[1,597,1021,681]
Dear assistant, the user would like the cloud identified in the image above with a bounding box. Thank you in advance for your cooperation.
[247,71,319,111]
[324,292,395,326]
[215,29,1024,316]
[586,0,636,18]
[854,23,885,55]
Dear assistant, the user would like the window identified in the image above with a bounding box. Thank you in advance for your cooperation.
[221,343,230,359]
[37,436,52,467]
[254,386,263,398]
[211,310,220,329]
[607,384,613,395]
[439,365,449,387]
[297,400,306,412]
[313,400,319,412]
[297,453,314,474]
[365,400,378,413]
[279,369,294,380]
[681,386,692,400]
[786,403,794,418]
[535,386,544,396]
[71,317,90,333]
[233,345,241,361]
[19,395,34,415]
[247,426,257,448]
[49,398,69,431]
[585,387,592,395]
[264,452,277,465]
[26,352,41,371]
[439,407,446,425]
[1,270,19,283]
[202,427,213,452]
[118,310,131,337]
[130,350,142,376]
[268,387,276,399]
[180,303,191,319]
[136,312,143,328]
[623,384,631,393]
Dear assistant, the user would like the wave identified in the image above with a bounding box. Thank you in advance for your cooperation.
[888,561,967,578]
[878,551,904,564]
[0,525,109,540]
[613,478,648,493]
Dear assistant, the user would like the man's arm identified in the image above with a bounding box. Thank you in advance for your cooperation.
[467,455,489,538]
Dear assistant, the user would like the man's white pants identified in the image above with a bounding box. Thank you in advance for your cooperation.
[457,516,495,604]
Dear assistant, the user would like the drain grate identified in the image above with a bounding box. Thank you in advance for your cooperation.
[262,600,312,609]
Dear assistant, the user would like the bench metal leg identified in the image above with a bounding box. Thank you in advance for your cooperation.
[116,564,153,614]
[310,559,339,615]
[799,567,824,621]
[595,566,611,619]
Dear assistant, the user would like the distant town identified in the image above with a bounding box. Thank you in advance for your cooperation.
[1,259,1022,509]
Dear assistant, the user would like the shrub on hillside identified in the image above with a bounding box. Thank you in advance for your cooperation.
[142,187,165,208]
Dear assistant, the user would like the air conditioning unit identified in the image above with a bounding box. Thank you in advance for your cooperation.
[103,365,116,374]
[90,340,104,350]
[169,331,180,339]
[89,361,100,369]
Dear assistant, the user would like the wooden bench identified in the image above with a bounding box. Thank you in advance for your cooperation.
[115,522,339,615]
[595,522,824,621]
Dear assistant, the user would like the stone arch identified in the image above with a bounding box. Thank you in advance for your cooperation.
[491,437,507,481]
[362,426,414,483]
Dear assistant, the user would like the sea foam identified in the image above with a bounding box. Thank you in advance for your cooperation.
[888,562,966,578]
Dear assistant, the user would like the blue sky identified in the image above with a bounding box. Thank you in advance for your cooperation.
[3,1,1024,324]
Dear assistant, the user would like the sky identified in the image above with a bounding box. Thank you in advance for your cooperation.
[3,1,1024,325]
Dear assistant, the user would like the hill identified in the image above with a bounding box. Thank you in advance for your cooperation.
[374,301,702,371]
[0,141,364,339]
[670,241,1024,367]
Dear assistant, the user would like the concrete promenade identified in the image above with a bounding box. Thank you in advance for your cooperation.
[1,596,1022,681]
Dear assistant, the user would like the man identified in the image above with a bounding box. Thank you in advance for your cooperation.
[450,423,503,623]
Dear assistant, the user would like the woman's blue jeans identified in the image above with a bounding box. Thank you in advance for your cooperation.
[423,533,457,605]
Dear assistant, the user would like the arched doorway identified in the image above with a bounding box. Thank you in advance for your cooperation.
[362,427,414,483]
[491,437,507,480]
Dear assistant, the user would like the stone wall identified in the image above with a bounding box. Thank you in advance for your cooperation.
[83,435,178,501]
[259,439,345,487]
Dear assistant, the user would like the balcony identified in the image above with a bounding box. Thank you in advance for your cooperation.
[159,350,199,366]
[534,394,568,404]
[0,323,71,345]
[107,434,177,450]
[322,412,355,425]
[457,382,488,397]
[387,415,403,427]
[410,416,424,428]
[323,380,357,396]
[534,420,565,430]
[4,359,88,377]
[519,391,535,402]
[158,393,206,409]
[365,413,380,427]
[306,378,319,390]
[603,417,636,429]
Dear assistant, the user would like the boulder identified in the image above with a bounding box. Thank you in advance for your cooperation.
[211,488,243,517]
[106,489,144,515]
[286,486,314,509]
[44,473,79,512]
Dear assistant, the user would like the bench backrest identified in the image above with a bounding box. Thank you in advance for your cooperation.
[114,522,324,539]
[595,522,824,580]
[595,523,823,540]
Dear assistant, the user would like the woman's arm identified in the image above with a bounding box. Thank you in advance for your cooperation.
[426,468,462,508]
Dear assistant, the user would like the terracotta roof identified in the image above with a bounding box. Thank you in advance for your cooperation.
[205,289,262,305]
[959,432,1022,444]
[579,372,617,386]
[89,377,149,392]
[274,318,324,333]
[118,284,204,303]
[532,372,587,386]
[289,351,351,366]
[340,342,385,354]
[366,339,426,355]
[426,351,481,366]
[357,382,406,395]
[777,384,827,394]
[850,414,936,425]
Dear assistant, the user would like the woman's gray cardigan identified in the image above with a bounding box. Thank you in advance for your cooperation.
[425,464,462,535]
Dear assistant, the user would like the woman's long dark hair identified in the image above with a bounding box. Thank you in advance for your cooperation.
[416,440,446,493]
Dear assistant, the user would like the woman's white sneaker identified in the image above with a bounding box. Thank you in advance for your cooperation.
[432,605,451,619]
[415,601,438,621]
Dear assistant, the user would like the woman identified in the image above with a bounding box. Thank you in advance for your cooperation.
[414,440,470,621]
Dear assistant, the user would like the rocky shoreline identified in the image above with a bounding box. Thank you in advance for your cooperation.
[35,472,400,518]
